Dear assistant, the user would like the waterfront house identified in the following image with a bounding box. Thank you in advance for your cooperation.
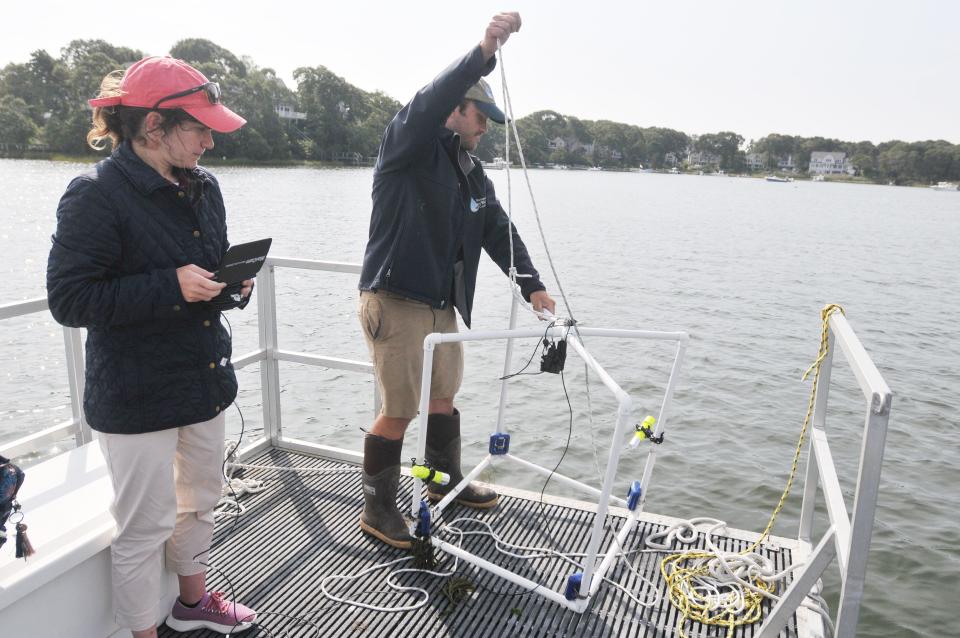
[687,150,721,170]
[745,152,766,171]
[275,103,307,120]
[777,154,797,172]
[809,151,848,175]
[548,136,566,151]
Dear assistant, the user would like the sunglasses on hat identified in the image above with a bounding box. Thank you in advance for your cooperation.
[152,82,221,110]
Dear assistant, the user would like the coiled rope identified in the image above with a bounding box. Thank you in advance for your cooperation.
[656,304,844,637]
[215,441,360,520]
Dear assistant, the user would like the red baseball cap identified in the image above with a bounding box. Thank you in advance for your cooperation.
[89,56,246,133]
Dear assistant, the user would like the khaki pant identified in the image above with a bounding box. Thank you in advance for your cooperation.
[358,290,464,418]
[98,413,225,631]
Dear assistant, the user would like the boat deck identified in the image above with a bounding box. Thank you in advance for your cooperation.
[157,447,812,638]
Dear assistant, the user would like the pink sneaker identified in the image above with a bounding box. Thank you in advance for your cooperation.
[165,591,257,634]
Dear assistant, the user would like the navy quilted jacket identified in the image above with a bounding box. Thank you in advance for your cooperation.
[46,141,238,434]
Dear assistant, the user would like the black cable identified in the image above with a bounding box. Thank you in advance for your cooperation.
[498,320,556,381]
[217,311,244,537]
[536,364,575,552]
[466,334,577,603]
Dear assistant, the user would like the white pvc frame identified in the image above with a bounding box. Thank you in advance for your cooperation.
[410,292,688,611]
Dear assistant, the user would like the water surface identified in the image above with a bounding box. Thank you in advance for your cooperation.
[1,159,957,636]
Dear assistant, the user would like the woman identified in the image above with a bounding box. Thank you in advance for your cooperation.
[46,56,256,637]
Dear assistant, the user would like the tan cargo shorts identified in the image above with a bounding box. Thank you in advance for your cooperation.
[358,290,464,419]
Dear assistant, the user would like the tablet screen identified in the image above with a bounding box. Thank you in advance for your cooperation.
[213,238,272,284]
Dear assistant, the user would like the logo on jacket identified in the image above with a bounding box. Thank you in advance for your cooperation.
[469,196,486,213]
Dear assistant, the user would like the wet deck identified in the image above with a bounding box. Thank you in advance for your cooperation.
[158,447,812,637]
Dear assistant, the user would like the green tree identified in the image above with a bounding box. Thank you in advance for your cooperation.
[169,39,247,82]
[0,96,38,147]
[752,134,799,169]
[695,131,744,170]
[643,127,689,168]
[877,142,919,183]
[849,152,876,178]
[917,141,954,182]
[40,40,143,153]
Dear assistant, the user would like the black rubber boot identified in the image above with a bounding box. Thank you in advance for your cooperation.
[360,435,413,549]
[425,410,498,509]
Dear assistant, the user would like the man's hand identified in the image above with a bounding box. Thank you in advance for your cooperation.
[240,279,254,299]
[530,290,556,319]
[176,264,226,302]
[480,12,522,61]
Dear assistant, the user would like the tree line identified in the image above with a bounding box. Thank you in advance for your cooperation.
[2,38,959,184]
[0,38,401,162]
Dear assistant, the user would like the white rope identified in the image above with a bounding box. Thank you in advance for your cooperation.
[320,527,466,612]
[644,518,835,636]
[318,515,661,613]
[228,461,360,475]
[214,475,267,521]
[320,556,459,613]
[494,40,576,322]
[443,516,661,609]
[215,441,361,520]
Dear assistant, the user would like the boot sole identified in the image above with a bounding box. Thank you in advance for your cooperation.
[359,515,413,549]
[427,491,499,509]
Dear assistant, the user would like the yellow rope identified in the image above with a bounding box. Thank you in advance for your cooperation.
[660,304,844,637]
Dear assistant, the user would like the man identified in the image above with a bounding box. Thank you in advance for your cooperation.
[357,12,555,549]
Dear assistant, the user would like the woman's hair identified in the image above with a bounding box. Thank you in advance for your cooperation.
[87,69,201,151]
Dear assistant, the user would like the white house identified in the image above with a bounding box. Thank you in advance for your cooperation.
[745,152,766,170]
[275,103,306,120]
[687,151,721,169]
[809,151,848,175]
[548,136,566,150]
[777,154,797,172]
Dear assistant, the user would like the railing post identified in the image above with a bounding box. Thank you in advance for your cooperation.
[836,396,891,636]
[62,326,91,445]
[257,264,283,445]
[800,329,834,543]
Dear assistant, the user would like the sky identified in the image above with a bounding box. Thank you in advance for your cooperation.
[2,0,958,145]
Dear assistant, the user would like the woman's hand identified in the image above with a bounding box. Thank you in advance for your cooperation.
[176,264,226,302]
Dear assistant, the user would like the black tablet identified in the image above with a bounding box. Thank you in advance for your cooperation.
[213,238,272,284]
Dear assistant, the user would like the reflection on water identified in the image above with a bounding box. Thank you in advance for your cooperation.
[2,159,958,636]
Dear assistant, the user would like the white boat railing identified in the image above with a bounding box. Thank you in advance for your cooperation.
[1,261,891,637]
[757,310,892,638]
[0,300,90,459]
[0,257,378,463]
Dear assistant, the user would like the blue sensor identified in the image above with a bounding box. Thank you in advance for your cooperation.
[626,480,643,511]
[564,573,583,600]
[489,432,511,455]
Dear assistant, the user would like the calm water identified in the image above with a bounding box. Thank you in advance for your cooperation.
[1,159,958,636]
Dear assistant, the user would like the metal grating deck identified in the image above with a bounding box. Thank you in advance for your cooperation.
[158,448,807,638]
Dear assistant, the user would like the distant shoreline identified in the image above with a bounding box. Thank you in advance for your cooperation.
[0,152,943,188]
